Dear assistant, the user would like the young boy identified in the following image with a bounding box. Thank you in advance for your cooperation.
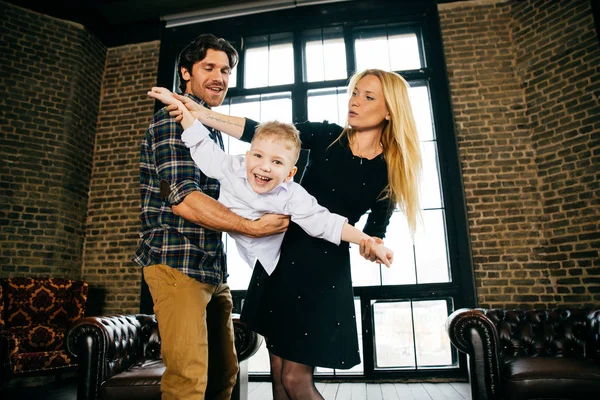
[148,88,394,274]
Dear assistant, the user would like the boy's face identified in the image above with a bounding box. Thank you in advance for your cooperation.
[245,137,298,194]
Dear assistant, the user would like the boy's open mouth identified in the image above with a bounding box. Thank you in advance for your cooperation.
[254,174,271,182]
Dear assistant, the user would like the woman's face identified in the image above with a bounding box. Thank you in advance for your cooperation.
[347,74,389,131]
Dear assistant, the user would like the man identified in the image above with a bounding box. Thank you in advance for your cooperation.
[134,33,289,400]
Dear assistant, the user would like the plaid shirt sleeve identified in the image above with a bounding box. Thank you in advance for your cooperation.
[134,105,225,285]
[151,112,203,206]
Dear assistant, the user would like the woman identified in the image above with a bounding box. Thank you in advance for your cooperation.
[162,68,421,400]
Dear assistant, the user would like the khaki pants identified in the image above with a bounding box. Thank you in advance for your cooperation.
[144,264,238,400]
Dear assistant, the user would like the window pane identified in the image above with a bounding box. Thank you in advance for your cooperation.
[414,209,450,283]
[224,234,252,291]
[413,300,453,367]
[373,301,415,368]
[307,87,348,125]
[228,66,237,89]
[350,214,381,287]
[355,30,421,72]
[219,92,292,123]
[381,211,416,286]
[244,33,294,88]
[248,337,270,373]
[420,142,443,210]
[303,27,347,82]
[408,84,434,142]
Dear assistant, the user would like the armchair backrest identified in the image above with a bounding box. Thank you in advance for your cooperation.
[483,308,590,358]
[0,277,89,329]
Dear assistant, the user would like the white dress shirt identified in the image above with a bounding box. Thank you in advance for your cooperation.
[181,119,347,275]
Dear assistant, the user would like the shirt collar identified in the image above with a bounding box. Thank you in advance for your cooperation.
[183,93,210,109]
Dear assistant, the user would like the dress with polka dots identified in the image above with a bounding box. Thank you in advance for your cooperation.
[240,120,393,369]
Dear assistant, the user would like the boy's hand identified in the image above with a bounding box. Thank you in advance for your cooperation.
[148,87,194,129]
[374,244,393,268]
[148,87,177,105]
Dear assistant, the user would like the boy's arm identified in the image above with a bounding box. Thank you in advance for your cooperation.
[149,88,289,238]
[149,87,248,139]
[285,185,393,267]
[181,120,230,181]
[340,224,393,268]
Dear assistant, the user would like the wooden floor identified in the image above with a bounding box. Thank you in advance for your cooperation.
[0,376,471,400]
[249,381,471,400]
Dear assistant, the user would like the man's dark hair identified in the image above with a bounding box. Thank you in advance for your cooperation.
[177,33,238,93]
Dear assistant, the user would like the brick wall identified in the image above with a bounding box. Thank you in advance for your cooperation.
[82,42,160,314]
[2,0,598,314]
[511,0,600,305]
[439,0,600,308]
[1,2,105,278]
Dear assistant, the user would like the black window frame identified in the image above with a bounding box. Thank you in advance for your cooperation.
[151,0,475,381]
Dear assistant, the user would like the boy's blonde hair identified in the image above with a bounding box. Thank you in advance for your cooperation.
[253,121,302,163]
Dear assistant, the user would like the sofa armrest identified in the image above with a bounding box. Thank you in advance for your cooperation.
[588,309,600,361]
[66,314,147,400]
[233,315,262,362]
[446,308,503,400]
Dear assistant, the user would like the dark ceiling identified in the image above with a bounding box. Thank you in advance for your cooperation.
[6,0,462,46]
[6,0,255,44]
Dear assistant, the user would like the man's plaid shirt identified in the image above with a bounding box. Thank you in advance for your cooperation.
[133,94,226,285]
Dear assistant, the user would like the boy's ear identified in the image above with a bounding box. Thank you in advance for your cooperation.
[284,166,298,182]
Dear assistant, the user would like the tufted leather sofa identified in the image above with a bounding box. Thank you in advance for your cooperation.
[66,313,262,400]
[446,308,600,400]
[0,277,88,386]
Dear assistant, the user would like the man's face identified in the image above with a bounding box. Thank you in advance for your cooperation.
[245,137,298,194]
[181,48,231,107]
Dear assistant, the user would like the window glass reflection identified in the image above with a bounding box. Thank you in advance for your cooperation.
[414,209,450,284]
[355,30,421,72]
[304,27,347,82]
[373,301,415,368]
[307,87,348,126]
[244,33,294,88]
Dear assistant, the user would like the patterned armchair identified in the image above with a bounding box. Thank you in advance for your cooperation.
[0,277,88,386]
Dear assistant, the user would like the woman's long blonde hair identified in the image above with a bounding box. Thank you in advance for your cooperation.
[337,69,422,233]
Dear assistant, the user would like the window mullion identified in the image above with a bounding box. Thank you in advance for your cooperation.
[343,25,355,79]
[292,30,307,123]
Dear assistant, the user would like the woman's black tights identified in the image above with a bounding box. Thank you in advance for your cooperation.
[269,352,324,400]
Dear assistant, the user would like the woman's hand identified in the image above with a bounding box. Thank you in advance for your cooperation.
[166,94,208,122]
[360,237,386,263]
[147,87,194,129]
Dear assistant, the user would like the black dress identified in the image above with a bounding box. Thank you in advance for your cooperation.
[240,121,393,369]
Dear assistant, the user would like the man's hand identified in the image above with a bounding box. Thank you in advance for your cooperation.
[360,236,384,262]
[248,214,290,238]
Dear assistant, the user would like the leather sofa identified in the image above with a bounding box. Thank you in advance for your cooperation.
[66,313,262,400]
[446,307,600,400]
